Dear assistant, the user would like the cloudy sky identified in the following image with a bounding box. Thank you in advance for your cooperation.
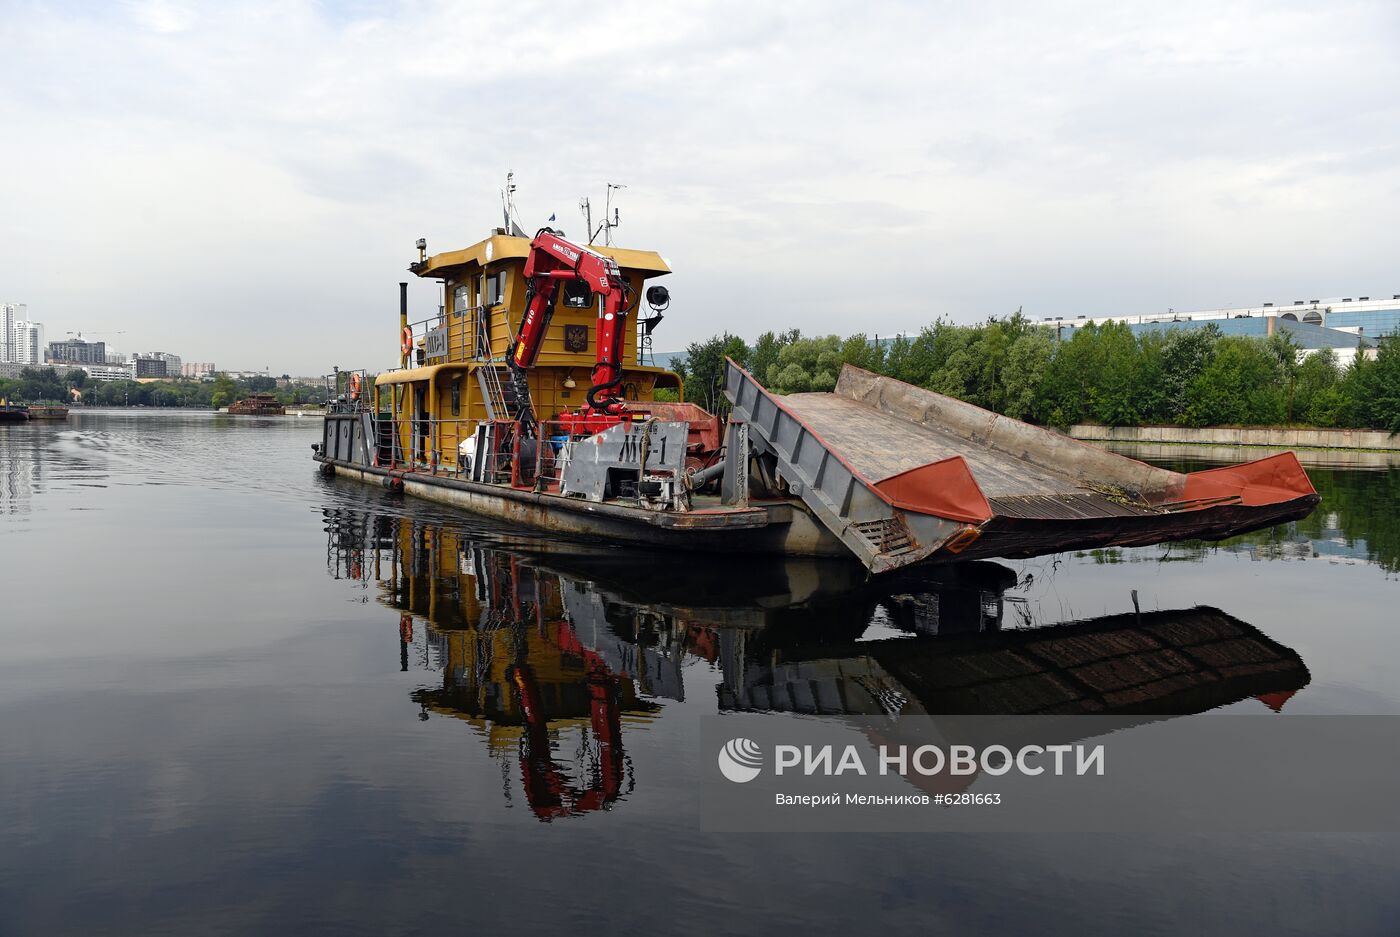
[1,0,1397,374]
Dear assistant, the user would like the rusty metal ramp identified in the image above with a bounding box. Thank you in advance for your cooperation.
[722,359,1320,572]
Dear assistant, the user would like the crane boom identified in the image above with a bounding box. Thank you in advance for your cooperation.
[504,228,633,433]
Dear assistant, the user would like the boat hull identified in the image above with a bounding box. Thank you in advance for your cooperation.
[316,456,850,558]
[948,494,1317,561]
[317,453,1314,564]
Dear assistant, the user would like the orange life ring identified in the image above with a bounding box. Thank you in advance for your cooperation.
[349,372,362,399]
[401,326,414,356]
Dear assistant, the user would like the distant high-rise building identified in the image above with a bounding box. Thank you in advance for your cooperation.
[182,361,216,378]
[12,321,45,365]
[131,356,170,378]
[47,338,107,365]
[136,351,182,376]
[0,303,25,363]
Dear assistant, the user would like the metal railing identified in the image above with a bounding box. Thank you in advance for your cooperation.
[324,368,372,414]
[472,419,578,492]
[366,412,580,494]
[385,302,506,374]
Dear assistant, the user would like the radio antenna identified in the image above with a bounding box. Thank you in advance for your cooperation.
[501,171,524,235]
[581,183,627,244]
[602,182,626,246]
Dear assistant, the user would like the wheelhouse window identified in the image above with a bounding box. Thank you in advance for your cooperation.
[485,270,505,307]
[453,285,471,317]
[450,380,461,416]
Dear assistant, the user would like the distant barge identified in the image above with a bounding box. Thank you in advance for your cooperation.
[0,403,28,423]
[25,404,69,420]
[228,394,285,416]
[314,225,1319,574]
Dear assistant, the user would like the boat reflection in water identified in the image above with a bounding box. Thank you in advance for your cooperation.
[324,507,1311,820]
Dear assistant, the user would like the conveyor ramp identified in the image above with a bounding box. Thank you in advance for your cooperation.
[722,360,1319,573]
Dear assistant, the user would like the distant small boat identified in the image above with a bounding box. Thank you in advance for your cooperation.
[25,404,69,421]
[227,394,285,416]
[0,403,28,423]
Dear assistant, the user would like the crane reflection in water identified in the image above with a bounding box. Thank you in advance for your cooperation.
[323,507,1311,821]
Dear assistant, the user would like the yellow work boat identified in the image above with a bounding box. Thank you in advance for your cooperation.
[314,219,1318,574]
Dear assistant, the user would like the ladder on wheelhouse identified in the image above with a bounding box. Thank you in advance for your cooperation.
[476,362,514,421]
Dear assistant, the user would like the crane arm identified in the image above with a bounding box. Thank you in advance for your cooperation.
[504,228,633,433]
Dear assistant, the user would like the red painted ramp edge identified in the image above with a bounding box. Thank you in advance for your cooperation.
[1181,451,1317,508]
[873,456,994,525]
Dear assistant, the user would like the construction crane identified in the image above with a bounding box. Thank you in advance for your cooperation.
[66,330,126,340]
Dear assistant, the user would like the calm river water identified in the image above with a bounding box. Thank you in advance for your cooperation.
[2,411,1398,935]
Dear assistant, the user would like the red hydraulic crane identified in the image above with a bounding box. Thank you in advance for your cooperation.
[504,228,635,434]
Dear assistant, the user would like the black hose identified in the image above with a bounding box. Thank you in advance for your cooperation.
[587,375,624,412]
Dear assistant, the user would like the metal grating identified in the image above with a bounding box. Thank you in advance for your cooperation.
[987,492,1162,521]
[852,517,914,556]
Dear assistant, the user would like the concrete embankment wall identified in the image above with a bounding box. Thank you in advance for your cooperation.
[1070,424,1400,452]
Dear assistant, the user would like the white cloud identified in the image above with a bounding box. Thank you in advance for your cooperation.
[127,0,196,35]
[1,0,1398,372]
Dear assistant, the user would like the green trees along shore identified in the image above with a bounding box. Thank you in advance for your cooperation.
[0,369,325,409]
[670,315,1400,433]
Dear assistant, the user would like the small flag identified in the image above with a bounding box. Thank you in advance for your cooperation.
[548,212,556,222]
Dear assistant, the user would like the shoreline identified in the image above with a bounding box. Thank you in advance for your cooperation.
[1070,424,1400,453]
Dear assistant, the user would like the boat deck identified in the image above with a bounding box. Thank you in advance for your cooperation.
[782,393,1077,497]
[780,392,1162,520]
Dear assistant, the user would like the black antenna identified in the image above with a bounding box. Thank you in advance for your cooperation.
[603,182,626,246]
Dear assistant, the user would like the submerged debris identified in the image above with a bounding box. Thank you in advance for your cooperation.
[1082,483,1155,511]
